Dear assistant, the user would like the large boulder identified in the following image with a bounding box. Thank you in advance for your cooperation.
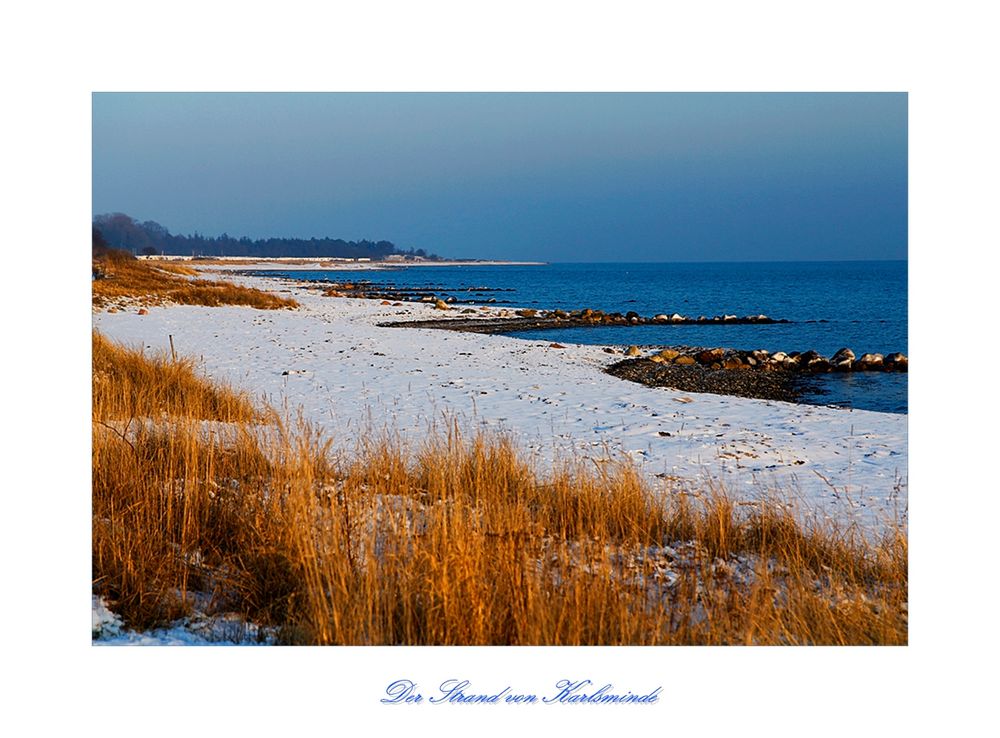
[831,347,856,364]
[626,345,642,357]
[516,308,538,318]
[434,299,449,310]
[854,353,884,371]
[805,356,832,373]
[657,348,680,361]
[674,355,696,365]
[696,348,725,365]
[885,353,908,371]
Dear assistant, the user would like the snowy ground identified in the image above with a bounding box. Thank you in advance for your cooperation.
[93,270,908,537]
[92,596,274,646]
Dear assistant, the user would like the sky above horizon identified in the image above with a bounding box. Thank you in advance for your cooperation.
[92,92,907,262]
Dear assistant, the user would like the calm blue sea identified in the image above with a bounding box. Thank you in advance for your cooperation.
[265,261,907,414]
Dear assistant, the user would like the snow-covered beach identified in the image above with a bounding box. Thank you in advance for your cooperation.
[93,268,907,537]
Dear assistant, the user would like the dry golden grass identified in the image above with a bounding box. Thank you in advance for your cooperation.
[92,333,907,645]
[92,253,297,310]
[93,331,258,423]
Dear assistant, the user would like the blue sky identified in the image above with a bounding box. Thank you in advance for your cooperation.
[92,92,906,262]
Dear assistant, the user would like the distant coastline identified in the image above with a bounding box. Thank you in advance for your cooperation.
[142,255,547,270]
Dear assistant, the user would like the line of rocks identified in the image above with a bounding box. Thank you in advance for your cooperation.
[617,346,908,373]
[379,307,791,334]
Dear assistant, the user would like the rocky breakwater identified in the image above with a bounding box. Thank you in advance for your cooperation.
[606,346,908,403]
[634,346,909,374]
[379,307,790,334]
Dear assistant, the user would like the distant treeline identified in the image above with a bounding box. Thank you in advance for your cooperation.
[92,213,440,260]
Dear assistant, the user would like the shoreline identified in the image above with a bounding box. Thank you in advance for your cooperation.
[92,266,908,536]
[153,258,547,271]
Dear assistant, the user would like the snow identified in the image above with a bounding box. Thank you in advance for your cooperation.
[93,270,907,536]
[91,596,274,646]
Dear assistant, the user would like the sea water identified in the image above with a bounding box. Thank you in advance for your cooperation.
[265,261,907,414]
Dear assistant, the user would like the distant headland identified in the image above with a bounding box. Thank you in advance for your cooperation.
[93,212,522,264]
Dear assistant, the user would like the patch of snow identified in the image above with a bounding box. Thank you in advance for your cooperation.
[92,596,274,646]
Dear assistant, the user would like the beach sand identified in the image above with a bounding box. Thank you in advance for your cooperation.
[93,269,908,537]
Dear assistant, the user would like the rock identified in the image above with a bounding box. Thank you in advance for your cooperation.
[854,353,884,370]
[516,308,538,318]
[324,289,345,297]
[603,347,618,354]
[393,302,403,306]
[434,299,449,310]
[553,309,568,319]
[744,355,756,367]
[626,345,642,357]
[674,355,696,365]
[770,351,788,363]
[653,314,669,322]
[649,354,666,363]
[670,313,686,323]
[751,350,770,363]
[831,347,856,364]
[885,353,908,371]
[420,295,435,302]
[658,348,680,361]
[445,296,456,303]
[549,343,566,349]
[722,314,738,322]
[722,356,743,370]
[799,350,821,363]
[137,308,148,315]
[380,300,392,305]
[625,311,640,321]
[805,356,831,373]
[461,308,476,314]
[832,359,853,372]
[696,348,725,365]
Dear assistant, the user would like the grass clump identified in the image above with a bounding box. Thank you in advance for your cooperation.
[92,335,907,645]
[92,253,297,310]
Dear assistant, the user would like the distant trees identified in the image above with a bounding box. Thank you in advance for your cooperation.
[92,213,440,260]
[92,225,110,256]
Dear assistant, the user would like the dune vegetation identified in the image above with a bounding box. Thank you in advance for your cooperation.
[92,330,907,645]
[91,250,298,310]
